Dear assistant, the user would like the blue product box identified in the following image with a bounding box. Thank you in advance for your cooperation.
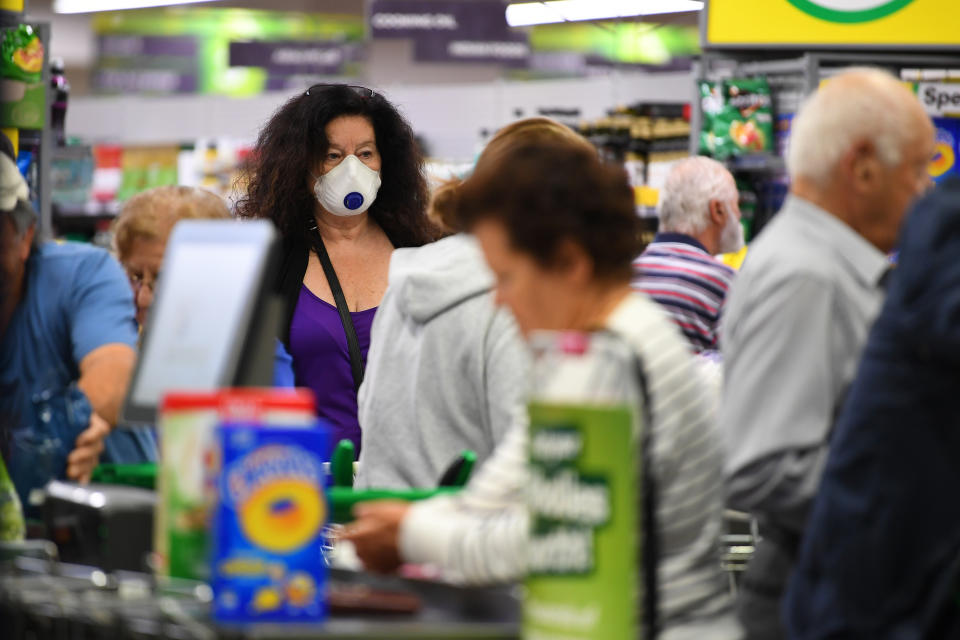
[931,117,960,185]
[211,422,331,624]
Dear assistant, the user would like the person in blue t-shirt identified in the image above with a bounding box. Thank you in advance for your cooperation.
[0,139,152,507]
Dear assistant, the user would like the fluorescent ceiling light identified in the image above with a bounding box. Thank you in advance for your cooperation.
[54,0,218,13]
[506,0,704,27]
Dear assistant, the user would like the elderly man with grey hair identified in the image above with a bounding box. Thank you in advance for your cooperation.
[632,156,742,353]
[719,69,935,638]
[0,135,153,512]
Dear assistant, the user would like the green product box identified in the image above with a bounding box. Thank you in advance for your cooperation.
[0,25,45,130]
[158,398,221,581]
[524,402,640,640]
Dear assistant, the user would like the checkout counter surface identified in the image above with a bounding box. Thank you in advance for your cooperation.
[0,553,520,639]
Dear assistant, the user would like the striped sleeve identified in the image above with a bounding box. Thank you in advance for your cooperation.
[399,411,530,585]
[610,295,735,634]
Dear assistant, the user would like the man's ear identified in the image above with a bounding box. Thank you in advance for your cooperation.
[845,140,882,195]
[708,200,726,228]
[19,222,35,261]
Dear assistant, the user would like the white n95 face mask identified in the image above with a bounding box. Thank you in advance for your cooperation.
[313,154,382,217]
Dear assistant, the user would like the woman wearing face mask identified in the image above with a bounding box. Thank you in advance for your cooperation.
[237,85,436,453]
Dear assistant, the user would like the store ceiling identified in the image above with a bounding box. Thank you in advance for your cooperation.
[197,0,364,12]
[29,0,365,13]
[33,0,698,25]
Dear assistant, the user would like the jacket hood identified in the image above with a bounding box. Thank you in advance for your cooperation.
[390,233,494,324]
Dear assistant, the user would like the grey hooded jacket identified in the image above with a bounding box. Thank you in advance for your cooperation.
[355,234,529,490]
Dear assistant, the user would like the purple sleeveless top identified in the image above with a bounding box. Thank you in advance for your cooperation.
[289,284,376,454]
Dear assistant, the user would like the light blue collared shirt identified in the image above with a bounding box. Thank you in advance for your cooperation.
[720,195,889,531]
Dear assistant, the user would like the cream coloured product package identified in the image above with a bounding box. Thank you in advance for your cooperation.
[156,389,316,580]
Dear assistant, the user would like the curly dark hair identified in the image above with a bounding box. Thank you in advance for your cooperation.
[236,84,435,248]
[457,141,643,281]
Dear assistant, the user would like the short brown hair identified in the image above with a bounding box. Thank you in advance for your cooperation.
[428,117,594,233]
[458,142,642,281]
[113,186,231,261]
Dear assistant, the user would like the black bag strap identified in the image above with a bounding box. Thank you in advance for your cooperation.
[634,351,660,640]
[309,226,364,392]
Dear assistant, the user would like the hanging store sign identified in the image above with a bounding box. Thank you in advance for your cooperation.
[369,0,530,65]
[705,0,960,48]
[229,41,346,76]
[92,8,365,97]
[413,35,529,66]
[94,35,199,95]
[94,69,198,93]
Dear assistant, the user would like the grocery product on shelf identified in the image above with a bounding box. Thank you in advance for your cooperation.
[579,103,691,215]
[91,144,123,204]
[698,81,724,157]
[53,138,254,241]
[116,145,179,202]
[156,389,316,582]
[0,25,45,130]
[0,455,25,543]
[930,117,960,184]
[699,78,774,159]
[50,57,69,147]
[51,144,94,206]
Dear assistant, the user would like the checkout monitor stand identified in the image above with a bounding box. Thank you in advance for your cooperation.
[42,219,283,573]
[119,218,284,426]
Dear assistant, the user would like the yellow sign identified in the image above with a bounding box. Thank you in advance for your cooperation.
[706,0,960,47]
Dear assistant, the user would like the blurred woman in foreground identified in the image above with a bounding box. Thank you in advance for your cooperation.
[345,141,740,639]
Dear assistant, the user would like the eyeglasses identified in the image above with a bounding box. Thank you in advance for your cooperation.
[304,83,378,100]
[127,270,159,294]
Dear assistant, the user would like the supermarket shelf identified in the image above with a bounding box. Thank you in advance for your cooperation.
[66,71,694,161]
[0,9,25,27]
[53,201,121,236]
[54,201,122,218]
[17,129,43,147]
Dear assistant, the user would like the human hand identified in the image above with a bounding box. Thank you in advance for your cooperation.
[340,501,412,574]
[67,412,109,484]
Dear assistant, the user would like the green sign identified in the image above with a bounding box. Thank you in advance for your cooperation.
[785,0,916,23]
[92,8,365,97]
[529,22,699,65]
[525,402,639,639]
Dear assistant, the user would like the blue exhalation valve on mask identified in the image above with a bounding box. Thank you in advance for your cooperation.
[343,192,365,210]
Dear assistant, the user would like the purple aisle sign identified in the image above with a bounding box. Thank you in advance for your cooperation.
[370,0,529,66]
[229,41,347,76]
[370,0,515,39]
[98,35,198,57]
[414,34,530,66]
[94,69,198,94]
